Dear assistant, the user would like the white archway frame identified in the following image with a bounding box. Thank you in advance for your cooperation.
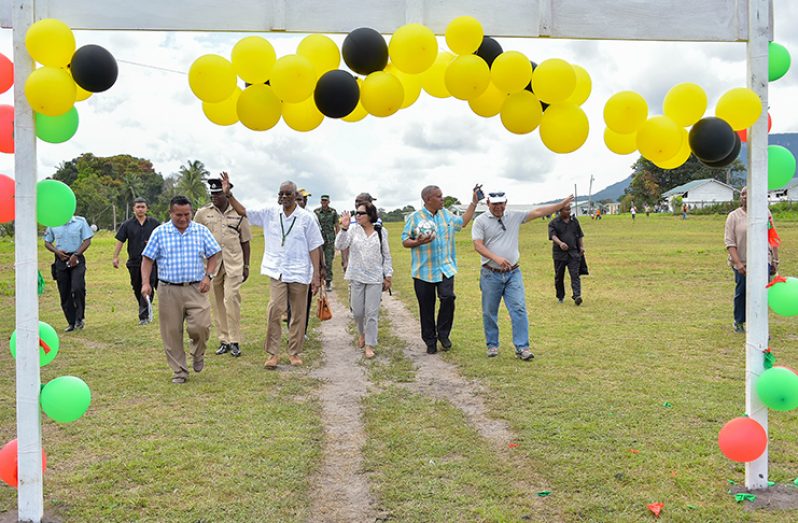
[3,1,772,520]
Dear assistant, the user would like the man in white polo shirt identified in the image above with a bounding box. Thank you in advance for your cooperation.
[471,191,572,360]
[220,172,323,368]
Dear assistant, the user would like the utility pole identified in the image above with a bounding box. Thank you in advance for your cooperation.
[588,174,595,214]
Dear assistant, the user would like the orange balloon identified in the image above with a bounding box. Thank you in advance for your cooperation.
[0,105,13,154]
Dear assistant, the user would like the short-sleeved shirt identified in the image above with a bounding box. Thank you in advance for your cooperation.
[115,216,160,266]
[724,207,774,266]
[471,210,527,268]
[141,221,221,283]
[314,207,339,243]
[401,207,463,283]
[548,216,584,260]
[248,205,324,284]
[44,216,94,253]
[193,203,252,275]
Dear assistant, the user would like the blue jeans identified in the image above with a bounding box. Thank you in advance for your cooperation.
[480,267,529,351]
[733,268,745,325]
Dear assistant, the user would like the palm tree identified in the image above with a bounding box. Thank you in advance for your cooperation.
[177,160,210,208]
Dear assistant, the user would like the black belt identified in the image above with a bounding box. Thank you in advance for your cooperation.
[482,264,519,273]
[159,280,200,286]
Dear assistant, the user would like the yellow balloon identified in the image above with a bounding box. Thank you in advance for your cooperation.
[342,79,368,122]
[389,24,439,74]
[603,128,637,155]
[663,82,706,127]
[421,52,455,98]
[270,54,317,103]
[636,115,683,163]
[188,54,237,103]
[491,51,533,94]
[385,63,421,108]
[653,129,691,169]
[469,82,508,118]
[297,34,340,79]
[66,69,91,102]
[25,18,75,67]
[531,58,576,104]
[445,16,484,55]
[231,36,276,84]
[282,97,324,132]
[604,91,648,134]
[540,103,589,154]
[564,64,591,106]
[500,91,543,135]
[361,71,404,117]
[715,87,762,131]
[444,54,490,100]
[236,84,281,131]
[24,67,75,116]
[203,87,242,126]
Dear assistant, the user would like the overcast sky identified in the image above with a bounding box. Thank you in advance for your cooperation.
[1,0,797,211]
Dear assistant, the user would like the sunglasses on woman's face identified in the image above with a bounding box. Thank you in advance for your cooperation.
[489,192,505,197]
[355,211,368,216]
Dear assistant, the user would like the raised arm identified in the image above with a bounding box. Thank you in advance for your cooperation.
[221,171,247,217]
[526,195,574,222]
[460,186,480,228]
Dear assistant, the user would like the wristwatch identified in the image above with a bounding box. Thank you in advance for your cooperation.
[205,273,214,280]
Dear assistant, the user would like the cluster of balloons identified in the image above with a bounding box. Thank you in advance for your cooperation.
[23,18,118,144]
[0,174,76,227]
[189,17,591,152]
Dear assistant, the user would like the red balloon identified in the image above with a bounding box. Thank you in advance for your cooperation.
[0,53,12,94]
[0,439,47,488]
[0,173,13,223]
[737,112,772,143]
[718,417,767,462]
[0,104,13,154]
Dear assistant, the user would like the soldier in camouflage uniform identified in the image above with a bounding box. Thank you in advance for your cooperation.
[314,195,339,291]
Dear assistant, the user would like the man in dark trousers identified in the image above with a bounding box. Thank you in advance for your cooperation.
[44,215,94,331]
[113,197,161,324]
[548,203,585,305]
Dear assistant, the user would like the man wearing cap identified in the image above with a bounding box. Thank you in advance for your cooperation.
[402,185,479,354]
[194,176,252,358]
[472,192,573,360]
[314,195,339,292]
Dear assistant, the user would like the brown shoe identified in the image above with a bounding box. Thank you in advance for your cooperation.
[264,354,279,369]
[357,334,365,349]
[288,354,303,366]
[193,358,204,373]
[364,346,375,359]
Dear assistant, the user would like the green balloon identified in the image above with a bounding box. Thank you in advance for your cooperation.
[36,179,76,227]
[768,276,798,316]
[756,367,798,411]
[35,107,79,144]
[768,145,796,191]
[769,41,791,82]
[9,321,60,366]
[41,376,91,423]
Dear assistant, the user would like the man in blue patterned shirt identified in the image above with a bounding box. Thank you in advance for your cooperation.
[44,215,94,332]
[141,196,222,384]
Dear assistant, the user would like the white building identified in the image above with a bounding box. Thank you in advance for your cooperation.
[769,179,798,203]
[660,178,737,210]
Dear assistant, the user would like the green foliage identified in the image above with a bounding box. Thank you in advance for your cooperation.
[176,159,211,210]
[381,205,415,222]
[442,195,461,208]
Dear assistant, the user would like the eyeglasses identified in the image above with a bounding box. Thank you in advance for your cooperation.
[355,211,368,216]
[489,192,505,197]
[277,191,295,197]
[497,218,506,231]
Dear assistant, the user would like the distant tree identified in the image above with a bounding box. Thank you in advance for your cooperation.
[177,160,210,209]
[443,196,461,209]
[382,205,416,222]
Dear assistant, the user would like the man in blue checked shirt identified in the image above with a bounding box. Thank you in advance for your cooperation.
[141,196,221,384]
[44,214,94,332]
[401,185,479,354]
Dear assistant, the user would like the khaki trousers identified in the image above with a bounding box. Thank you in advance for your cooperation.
[266,278,309,356]
[158,283,211,379]
[211,263,243,344]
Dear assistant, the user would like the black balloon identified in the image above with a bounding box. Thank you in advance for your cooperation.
[70,44,118,93]
[342,27,388,75]
[314,70,360,118]
[475,36,503,67]
[688,117,736,163]
[701,132,741,168]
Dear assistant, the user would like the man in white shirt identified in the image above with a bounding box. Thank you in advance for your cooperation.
[221,173,323,368]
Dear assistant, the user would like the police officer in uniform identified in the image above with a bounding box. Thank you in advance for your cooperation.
[314,195,339,291]
[194,177,252,357]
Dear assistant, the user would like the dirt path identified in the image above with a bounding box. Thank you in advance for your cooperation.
[308,290,377,523]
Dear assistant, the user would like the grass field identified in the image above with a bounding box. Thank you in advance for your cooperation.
[1,212,798,522]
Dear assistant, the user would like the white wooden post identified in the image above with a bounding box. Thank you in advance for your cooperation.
[744,0,770,490]
[12,0,43,520]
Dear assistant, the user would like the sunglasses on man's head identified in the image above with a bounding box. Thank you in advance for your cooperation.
[489,192,505,197]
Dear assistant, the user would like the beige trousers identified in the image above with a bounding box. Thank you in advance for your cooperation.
[266,278,309,356]
[211,263,243,344]
[158,283,211,379]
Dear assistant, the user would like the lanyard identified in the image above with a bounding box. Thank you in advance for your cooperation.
[280,213,297,246]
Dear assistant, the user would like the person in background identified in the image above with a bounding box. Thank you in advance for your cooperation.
[630,205,637,221]
[314,195,339,291]
[682,203,689,220]
[336,202,393,359]
[194,177,252,358]
[113,197,160,325]
[44,214,94,332]
[549,203,585,306]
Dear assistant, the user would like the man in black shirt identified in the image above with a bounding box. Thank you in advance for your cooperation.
[548,203,585,305]
[113,197,161,324]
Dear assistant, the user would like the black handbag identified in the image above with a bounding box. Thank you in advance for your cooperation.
[578,254,589,276]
